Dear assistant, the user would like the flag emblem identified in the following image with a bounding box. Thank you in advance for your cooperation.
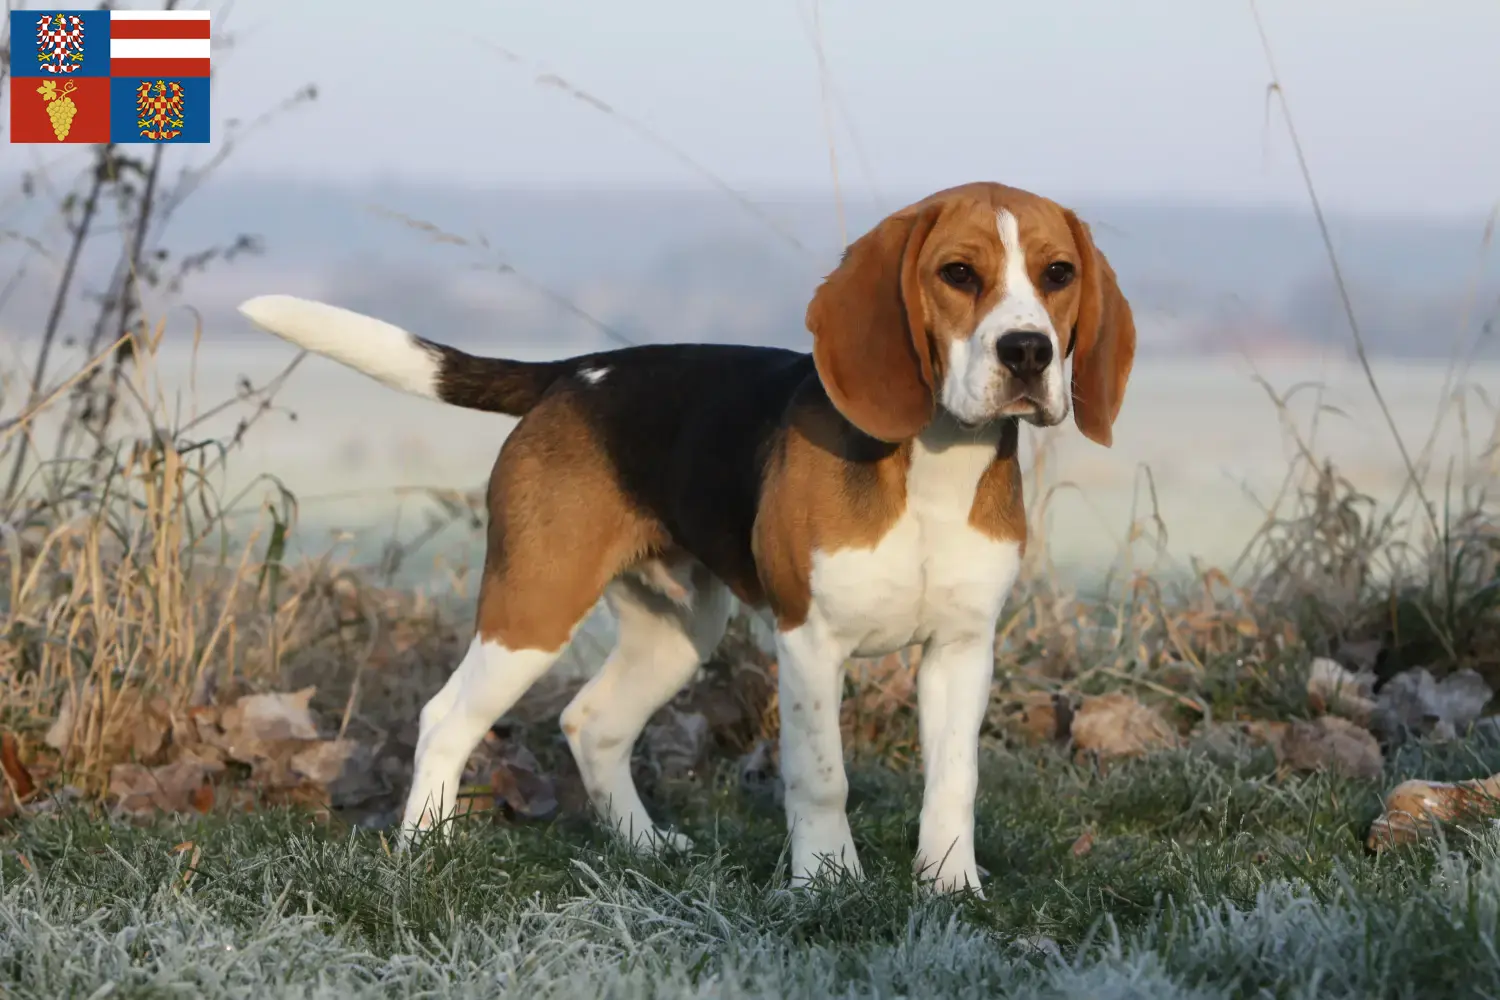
[36,80,81,140]
[8,10,209,144]
[134,80,186,141]
[35,13,86,74]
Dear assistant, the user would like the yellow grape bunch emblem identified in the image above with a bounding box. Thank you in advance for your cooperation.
[36,80,80,142]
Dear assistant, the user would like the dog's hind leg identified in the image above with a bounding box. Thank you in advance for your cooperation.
[401,632,570,841]
[398,397,663,846]
[561,562,731,853]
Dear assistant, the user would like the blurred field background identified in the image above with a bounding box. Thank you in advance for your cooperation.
[11,339,1495,581]
[3,0,1497,601]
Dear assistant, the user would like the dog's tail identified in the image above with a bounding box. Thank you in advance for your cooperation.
[237,295,570,417]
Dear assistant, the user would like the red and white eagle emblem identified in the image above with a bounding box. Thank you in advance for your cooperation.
[36,13,86,75]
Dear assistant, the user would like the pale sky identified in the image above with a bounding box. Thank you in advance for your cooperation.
[14,1,1500,216]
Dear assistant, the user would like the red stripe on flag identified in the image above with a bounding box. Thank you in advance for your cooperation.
[110,19,211,39]
[110,58,211,77]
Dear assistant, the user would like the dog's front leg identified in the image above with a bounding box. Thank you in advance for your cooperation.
[914,634,995,894]
[775,622,862,887]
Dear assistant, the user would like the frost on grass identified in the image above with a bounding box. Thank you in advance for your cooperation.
[5,810,1500,999]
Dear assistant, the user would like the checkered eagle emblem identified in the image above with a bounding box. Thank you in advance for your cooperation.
[35,13,86,74]
[134,80,185,141]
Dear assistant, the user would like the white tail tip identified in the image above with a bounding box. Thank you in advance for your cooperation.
[236,294,442,400]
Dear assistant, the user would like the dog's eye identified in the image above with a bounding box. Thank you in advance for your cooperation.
[939,262,978,290]
[1041,261,1075,291]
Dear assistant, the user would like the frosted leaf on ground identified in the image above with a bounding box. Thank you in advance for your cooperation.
[1372,668,1493,743]
[218,688,321,754]
[1306,657,1377,726]
[288,739,385,809]
[1070,692,1179,761]
[1277,716,1383,780]
[109,759,223,817]
[1368,773,1500,850]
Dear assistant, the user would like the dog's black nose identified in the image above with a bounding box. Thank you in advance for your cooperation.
[996,331,1053,376]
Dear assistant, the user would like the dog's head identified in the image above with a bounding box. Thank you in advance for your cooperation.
[805,181,1136,447]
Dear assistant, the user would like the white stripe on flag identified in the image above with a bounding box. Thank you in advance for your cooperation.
[109,10,211,19]
[109,38,212,59]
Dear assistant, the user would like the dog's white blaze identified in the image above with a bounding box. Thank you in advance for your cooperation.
[993,209,1068,420]
[238,295,442,400]
[778,417,1022,890]
[937,209,1068,424]
[578,367,609,385]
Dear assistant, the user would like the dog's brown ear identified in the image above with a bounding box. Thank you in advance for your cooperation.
[1064,210,1136,448]
[806,205,941,443]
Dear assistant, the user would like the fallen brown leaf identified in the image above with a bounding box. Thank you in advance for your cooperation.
[288,739,384,808]
[1242,720,1291,749]
[1000,692,1075,747]
[1306,657,1377,726]
[128,696,173,762]
[1368,774,1500,851]
[172,705,225,752]
[1,731,37,800]
[190,782,215,814]
[1071,829,1095,857]
[1190,721,1269,767]
[217,688,321,762]
[1071,692,1178,760]
[172,743,228,769]
[193,690,380,813]
[1247,716,1382,780]
[44,686,85,754]
[489,744,559,821]
[1282,716,1383,780]
[109,758,223,818]
[462,736,558,821]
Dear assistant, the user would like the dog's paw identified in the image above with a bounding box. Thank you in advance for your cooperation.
[789,845,865,889]
[914,856,987,898]
[789,818,863,889]
[925,872,987,900]
[621,825,694,856]
[392,821,438,856]
[654,828,695,854]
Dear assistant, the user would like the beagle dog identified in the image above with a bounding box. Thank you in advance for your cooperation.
[237,181,1135,893]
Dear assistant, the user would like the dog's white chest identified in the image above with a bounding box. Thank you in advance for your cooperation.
[807,424,1023,657]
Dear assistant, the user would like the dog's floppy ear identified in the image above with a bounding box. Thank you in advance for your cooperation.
[1064,210,1136,448]
[806,205,942,443]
